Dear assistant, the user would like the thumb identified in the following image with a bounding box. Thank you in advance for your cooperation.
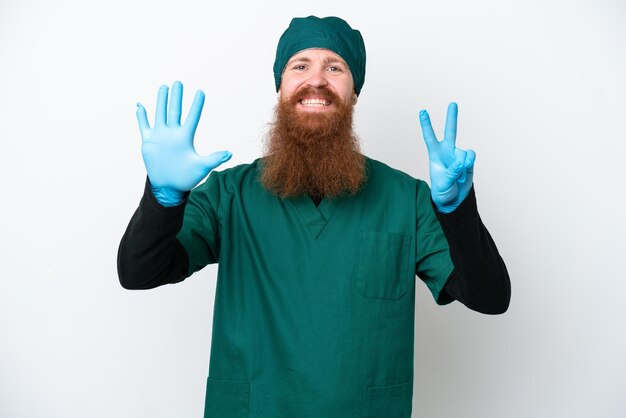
[136,103,150,137]
[201,151,233,171]
[443,161,465,184]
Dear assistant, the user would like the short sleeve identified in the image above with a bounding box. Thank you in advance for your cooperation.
[176,171,222,276]
[415,180,455,305]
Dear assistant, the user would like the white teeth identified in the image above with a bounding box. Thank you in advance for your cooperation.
[301,98,329,106]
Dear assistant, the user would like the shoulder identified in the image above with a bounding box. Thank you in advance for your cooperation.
[196,159,262,192]
[188,159,263,210]
[211,158,260,181]
[364,156,428,190]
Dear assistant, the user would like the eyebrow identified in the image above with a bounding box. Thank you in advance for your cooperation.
[286,56,348,67]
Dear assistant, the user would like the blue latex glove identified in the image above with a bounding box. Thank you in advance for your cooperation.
[136,81,232,206]
[419,102,476,213]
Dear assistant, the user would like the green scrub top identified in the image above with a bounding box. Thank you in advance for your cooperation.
[177,157,454,418]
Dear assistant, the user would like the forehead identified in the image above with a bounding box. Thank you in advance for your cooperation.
[286,48,349,66]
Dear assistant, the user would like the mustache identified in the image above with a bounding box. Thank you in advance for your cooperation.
[291,85,340,104]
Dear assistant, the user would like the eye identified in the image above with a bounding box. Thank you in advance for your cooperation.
[292,64,307,71]
[327,66,343,73]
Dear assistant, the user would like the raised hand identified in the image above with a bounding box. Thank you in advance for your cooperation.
[136,81,232,206]
[419,102,475,213]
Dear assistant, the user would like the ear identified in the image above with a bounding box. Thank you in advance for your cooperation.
[352,92,358,105]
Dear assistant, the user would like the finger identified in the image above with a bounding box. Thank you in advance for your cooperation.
[455,149,476,184]
[443,161,465,184]
[168,80,183,126]
[136,103,151,136]
[454,148,467,164]
[454,148,468,183]
[464,149,476,184]
[463,149,476,170]
[418,109,439,152]
[458,168,467,184]
[443,102,458,145]
[201,150,232,171]
[155,84,169,127]
[184,90,205,135]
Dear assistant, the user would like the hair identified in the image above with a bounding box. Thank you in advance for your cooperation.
[260,85,365,199]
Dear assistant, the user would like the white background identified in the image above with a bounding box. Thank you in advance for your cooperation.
[1,0,625,417]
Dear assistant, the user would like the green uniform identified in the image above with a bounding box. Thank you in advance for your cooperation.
[176,157,454,418]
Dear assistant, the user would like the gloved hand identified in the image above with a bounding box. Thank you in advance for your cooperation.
[419,102,476,213]
[136,81,232,206]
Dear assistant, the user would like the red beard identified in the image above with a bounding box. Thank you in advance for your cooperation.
[260,86,366,200]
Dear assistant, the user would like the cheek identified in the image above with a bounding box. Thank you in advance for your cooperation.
[338,85,354,103]
[280,81,299,99]
[281,73,304,90]
[332,79,355,101]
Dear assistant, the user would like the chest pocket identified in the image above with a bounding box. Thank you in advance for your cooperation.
[356,230,412,300]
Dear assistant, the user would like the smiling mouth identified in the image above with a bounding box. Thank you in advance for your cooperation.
[300,98,331,107]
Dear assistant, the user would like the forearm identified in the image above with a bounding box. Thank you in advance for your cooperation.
[436,186,511,314]
[117,178,190,289]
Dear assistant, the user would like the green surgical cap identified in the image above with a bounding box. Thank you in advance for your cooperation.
[273,16,366,96]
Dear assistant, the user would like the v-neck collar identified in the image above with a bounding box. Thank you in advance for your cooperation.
[286,195,342,239]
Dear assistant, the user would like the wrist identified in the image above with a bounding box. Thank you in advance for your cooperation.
[434,202,456,214]
[432,185,477,218]
[149,183,186,207]
[432,194,462,214]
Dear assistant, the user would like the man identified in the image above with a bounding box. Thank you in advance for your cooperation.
[118,16,510,418]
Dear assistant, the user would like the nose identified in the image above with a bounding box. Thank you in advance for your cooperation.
[306,67,329,88]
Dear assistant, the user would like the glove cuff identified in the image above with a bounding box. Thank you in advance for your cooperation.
[147,178,187,207]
